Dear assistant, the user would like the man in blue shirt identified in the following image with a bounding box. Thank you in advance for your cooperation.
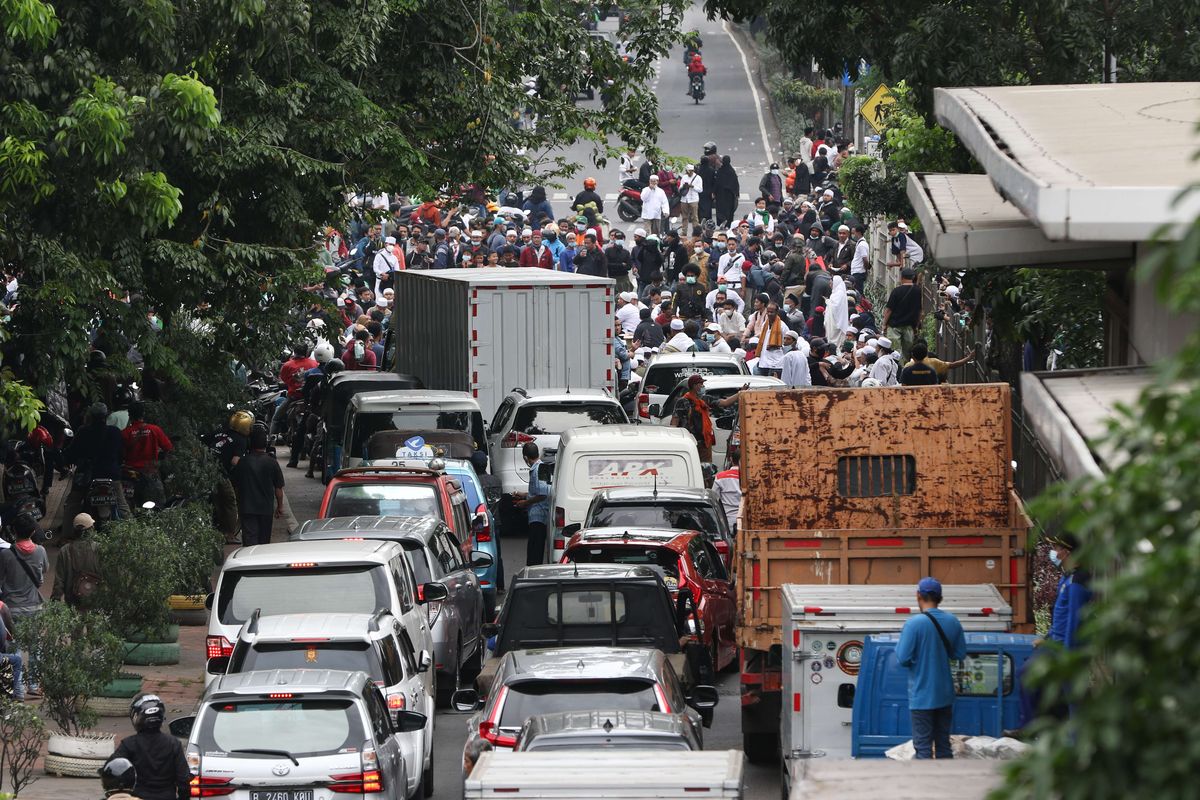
[895,577,967,759]
[511,442,550,567]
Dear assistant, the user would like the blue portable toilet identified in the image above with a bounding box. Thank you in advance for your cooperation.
[851,632,1037,758]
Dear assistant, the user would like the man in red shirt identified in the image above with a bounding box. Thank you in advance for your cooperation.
[342,328,378,370]
[121,402,173,505]
[271,342,318,440]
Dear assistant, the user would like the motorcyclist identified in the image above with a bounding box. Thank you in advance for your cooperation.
[110,693,189,800]
[121,402,173,506]
[269,341,317,442]
[304,357,345,478]
[687,52,707,95]
[211,410,252,544]
[287,340,334,468]
[571,177,604,216]
[99,757,140,800]
[61,402,129,537]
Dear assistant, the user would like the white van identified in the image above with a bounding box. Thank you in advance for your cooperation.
[544,425,703,562]
[204,540,440,687]
[342,390,487,469]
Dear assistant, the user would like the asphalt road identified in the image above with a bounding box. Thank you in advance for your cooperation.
[542,6,777,231]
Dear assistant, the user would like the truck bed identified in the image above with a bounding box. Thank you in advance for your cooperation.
[789,759,1002,800]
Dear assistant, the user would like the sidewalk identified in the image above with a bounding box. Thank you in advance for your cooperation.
[17,492,298,800]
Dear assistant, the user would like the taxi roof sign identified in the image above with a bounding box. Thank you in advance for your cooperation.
[860,84,896,134]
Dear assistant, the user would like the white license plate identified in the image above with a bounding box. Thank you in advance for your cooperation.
[250,791,314,800]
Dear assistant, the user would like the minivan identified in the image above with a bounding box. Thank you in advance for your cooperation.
[342,390,487,469]
[543,425,703,562]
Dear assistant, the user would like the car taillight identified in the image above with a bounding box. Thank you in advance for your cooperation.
[205,636,233,660]
[190,776,234,798]
[714,539,730,558]
[387,692,406,710]
[474,503,492,542]
[637,393,649,419]
[186,743,201,775]
[479,720,518,748]
[553,538,564,553]
[426,599,443,627]
[654,684,672,714]
[500,431,535,448]
[331,740,384,793]
[554,507,565,527]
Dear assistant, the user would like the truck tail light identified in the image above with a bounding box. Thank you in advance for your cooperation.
[190,776,234,798]
[205,636,233,660]
[500,431,535,448]
[554,507,565,527]
[474,503,492,542]
[638,393,649,419]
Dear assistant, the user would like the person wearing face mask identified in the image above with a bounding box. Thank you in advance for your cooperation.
[342,328,377,370]
[661,230,690,285]
[543,224,565,260]
[510,442,551,565]
[717,240,745,296]
[706,283,744,317]
[717,298,746,338]
[758,163,784,210]
[779,329,811,387]
[604,230,633,292]
[671,263,708,321]
[689,238,711,286]
[677,165,703,235]
[782,293,804,331]
[557,232,578,272]
[705,322,731,353]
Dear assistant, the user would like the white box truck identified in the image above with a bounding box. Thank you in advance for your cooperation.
[390,269,615,423]
[464,750,745,799]
[780,584,1012,768]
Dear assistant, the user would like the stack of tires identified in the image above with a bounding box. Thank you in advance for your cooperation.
[89,672,143,717]
[168,594,208,627]
[122,625,181,666]
[44,732,116,778]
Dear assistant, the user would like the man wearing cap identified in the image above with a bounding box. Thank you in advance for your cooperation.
[371,235,403,296]
[705,322,731,353]
[716,239,746,296]
[883,267,922,361]
[895,577,966,759]
[870,336,900,386]
[758,163,784,208]
[640,174,670,235]
[779,329,811,387]
[849,224,869,295]
[615,292,642,334]
[831,225,855,275]
[407,236,434,270]
[604,230,633,292]
[670,374,740,462]
[518,229,554,269]
[434,228,461,270]
[678,165,703,234]
[51,514,102,609]
[661,318,695,353]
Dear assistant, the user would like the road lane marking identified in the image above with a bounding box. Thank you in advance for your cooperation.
[723,19,774,166]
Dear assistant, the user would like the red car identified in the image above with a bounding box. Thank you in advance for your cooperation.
[560,527,738,672]
[318,465,475,546]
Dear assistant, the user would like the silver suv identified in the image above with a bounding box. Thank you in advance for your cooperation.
[486,388,627,496]
[515,709,702,751]
[177,669,427,800]
[225,611,435,799]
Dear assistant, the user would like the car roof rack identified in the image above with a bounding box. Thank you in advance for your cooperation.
[334,466,441,478]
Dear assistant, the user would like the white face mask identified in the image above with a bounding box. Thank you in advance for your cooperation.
[694,246,704,253]
[613,239,625,248]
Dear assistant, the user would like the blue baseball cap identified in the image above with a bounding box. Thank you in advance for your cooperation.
[917,577,942,595]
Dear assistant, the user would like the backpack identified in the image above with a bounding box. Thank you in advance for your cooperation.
[747,264,770,293]
[73,572,102,605]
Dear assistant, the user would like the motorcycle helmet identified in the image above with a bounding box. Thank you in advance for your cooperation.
[129,693,165,732]
[583,177,597,190]
[99,758,137,792]
[703,141,717,155]
[313,340,335,364]
[229,410,254,437]
[306,317,326,331]
[88,402,109,421]
[326,358,345,375]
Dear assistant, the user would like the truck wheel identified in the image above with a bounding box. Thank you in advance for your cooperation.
[743,732,780,764]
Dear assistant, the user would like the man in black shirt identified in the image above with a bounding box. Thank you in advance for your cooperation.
[230,427,284,546]
[883,267,923,361]
[605,230,633,293]
[899,341,940,386]
[61,403,129,537]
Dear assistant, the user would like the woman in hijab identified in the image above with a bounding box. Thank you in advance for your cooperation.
[714,156,740,228]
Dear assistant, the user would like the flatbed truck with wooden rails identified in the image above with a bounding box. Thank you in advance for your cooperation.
[733,384,1032,762]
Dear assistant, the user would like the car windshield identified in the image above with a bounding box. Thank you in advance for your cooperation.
[327,483,442,519]
[512,404,626,435]
[643,363,741,394]
[196,699,365,758]
[230,642,382,679]
[496,585,678,654]
[395,540,433,583]
[351,409,483,458]
[217,567,388,625]
[589,503,722,536]
[563,546,681,590]
[499,680,661,729]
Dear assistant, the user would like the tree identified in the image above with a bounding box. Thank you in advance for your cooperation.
[705,0,1200,116]
[0,0,689,417]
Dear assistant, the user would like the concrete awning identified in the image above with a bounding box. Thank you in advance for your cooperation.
[934,83,1200,241]
[1019,367,1173,480]
[907,173,1131,269]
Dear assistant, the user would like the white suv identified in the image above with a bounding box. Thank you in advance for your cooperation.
[636,352,749,421]
[225,611,436,800]
[486,388,627,495]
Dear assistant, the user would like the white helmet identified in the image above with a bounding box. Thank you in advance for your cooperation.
[313,339,335,364]
[306,317,326,330]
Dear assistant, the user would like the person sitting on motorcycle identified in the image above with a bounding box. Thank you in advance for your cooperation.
[269,341,317,442]
[571,177,605,216]
[687,53,707,94]
[303,357,344,479]
[99,757,139,800]
[288,340,334,468]
[111,694,189,800]
[212,411,252,544]
[121,402,173,507]
[62,402,129,536]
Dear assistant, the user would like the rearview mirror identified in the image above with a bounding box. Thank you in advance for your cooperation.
[537,462,554,483]
[418,650,432,673]
[647,403,662,417]
[470,551,494,569]
[393,710,428,733]
[168,716,196,739]
[481,622,499,639]
[419,582,449,603]
[452,688,481,712]
[204,593,214,611]
[687,684,719,711]
[714,416,735,430]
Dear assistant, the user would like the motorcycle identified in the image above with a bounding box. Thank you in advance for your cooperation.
[83,477,123,524]
[689,74,705,104]
[2,440,48,541]
[616,179,682,223]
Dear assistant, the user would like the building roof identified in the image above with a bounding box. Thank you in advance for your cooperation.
[934,83,1200,241]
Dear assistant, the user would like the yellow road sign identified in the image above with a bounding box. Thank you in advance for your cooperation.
[860,84,896,134]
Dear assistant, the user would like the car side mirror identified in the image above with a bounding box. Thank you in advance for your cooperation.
[481,622,499,638]
[418,650,433,673]
[715,416,735,430]
[537,462,554,483]
[452,688,481,712]
[837,683,856,709]
[419,582,449,603]
[393,710,428,733]
[687,684,719,711]
[168,716,196,738]
[204,593,214,611]
[470,551,494,569]
[647,403,662,417]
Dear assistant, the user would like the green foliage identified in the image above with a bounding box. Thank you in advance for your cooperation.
[992,198,1200,799]
[767,76,841,155]
[161,504,225,594]
[94,516,183,640]
[0,697,46,795]
[21,602,123,734]
[838,154,904,220]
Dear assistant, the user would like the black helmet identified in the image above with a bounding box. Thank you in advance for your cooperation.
[326,358,345,375]
[703,141,717,155]
[100,758,137,792]
[129,692,165,732]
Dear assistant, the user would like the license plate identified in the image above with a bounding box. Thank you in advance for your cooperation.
[250,791,314,800]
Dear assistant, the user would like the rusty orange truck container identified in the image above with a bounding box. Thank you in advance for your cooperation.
[734,384,1031,763]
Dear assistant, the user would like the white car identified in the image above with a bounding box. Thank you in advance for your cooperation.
[179,669,426,800]
[636,352,749,421]
[487,387,627,496]
[224,612,436,800]
[643,375,785,465]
